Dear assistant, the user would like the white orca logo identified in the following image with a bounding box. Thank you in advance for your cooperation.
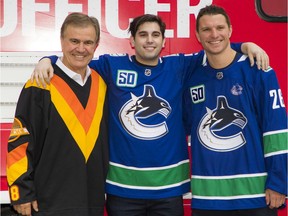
[119,85,171,140]
[198,96,247,152]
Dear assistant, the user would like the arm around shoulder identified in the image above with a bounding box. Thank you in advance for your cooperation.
[240,42,269,70]
[31,56,57,87]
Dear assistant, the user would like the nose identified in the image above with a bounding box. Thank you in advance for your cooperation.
[211,28,218,38]
[147,35,153,43]
[76,42,85,52]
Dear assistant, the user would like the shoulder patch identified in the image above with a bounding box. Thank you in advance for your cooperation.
[8,118,30,142]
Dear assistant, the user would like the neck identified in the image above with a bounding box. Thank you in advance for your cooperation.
[80,70,86,81]
[206,48,236,69]
[133,56,158,67]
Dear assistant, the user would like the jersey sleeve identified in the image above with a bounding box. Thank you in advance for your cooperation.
[182,87,193,136]
[87,55,112,83]
[46,55,110,83]
[182,51,205,89]
[6,81,51,205]
[231,42,243,53]
[45,55,58,64]
[256,68,288,195]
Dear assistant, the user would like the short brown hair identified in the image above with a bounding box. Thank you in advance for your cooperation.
[196,5,231,32]
[60,12,100,44]
[128,14,166,38]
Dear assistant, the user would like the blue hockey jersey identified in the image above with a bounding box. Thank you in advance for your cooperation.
[183,53,288,210]
[89,53,201,199]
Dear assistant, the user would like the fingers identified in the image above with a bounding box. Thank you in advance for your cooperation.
[30,69,48,88]
[265,189,270,205]
[248,53,255,67]
[273,195,286,208]
[13,202,32,216]
[32,200,39,212]
[13,200,39,215]
[268,196,286,209]
[255,51,269,70]
[49,66,54,78]
[42,67,52,85]
[30,58,53,88]
[255,53,261,70]
[244,42,270,70]
[266,189,286,209]
[30,71,41,87]
[262,51,269,70]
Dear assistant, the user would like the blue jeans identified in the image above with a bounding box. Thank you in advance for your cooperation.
[106,194,184,216]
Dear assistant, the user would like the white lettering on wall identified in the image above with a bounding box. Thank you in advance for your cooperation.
[0,0,209,39]
[177,0,213,37]
[105,0,129,38]
[145,0,173,37]
[55,0,83,31]
[87,0,101,26]
[0,0,17,37]
[22,0,50,36]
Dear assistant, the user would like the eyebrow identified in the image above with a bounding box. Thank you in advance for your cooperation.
[137,30,161,34]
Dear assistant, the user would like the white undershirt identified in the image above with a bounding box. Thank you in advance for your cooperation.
[56,58,91,86]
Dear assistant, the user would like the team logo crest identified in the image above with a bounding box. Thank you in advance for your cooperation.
[216,72,224,79]
[119,85,171,140]
[231,83,243,95]
[144,69,152,76]
[198,96,247,152]
[9,118,30,142]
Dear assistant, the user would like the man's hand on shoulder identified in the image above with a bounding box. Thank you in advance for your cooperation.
[31,58,54,88]
[241,42,270,70]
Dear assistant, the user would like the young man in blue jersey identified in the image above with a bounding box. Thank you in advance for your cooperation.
[30,14,270,216]
[183,5,287,216]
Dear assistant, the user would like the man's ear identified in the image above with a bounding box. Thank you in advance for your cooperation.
[162,38,166,48]
[130,36,135,48]
[195,31,201,43]
[94,43,99,52]
[229,25,233,38]
[60,36,64,50]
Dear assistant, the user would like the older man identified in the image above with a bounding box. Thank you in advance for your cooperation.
[6,13,109,216]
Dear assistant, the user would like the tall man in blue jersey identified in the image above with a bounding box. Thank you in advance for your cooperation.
[31,13,270,216]
[183,5,287,216]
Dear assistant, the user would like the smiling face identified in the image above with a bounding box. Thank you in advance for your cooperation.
[61,24,98,75]
[196,14,232,56]
[130,22,165,66]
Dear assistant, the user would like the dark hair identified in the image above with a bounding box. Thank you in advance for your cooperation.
[128,14,166,38]
[61,12,100,44]
[196,5,231,32]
